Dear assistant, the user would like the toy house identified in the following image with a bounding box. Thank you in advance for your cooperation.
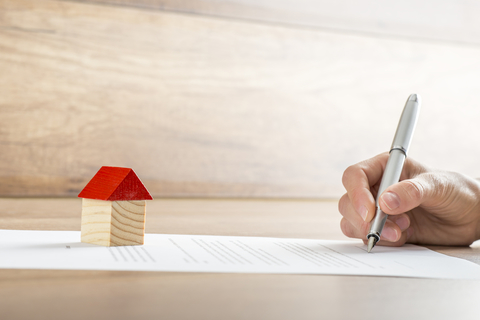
[78,166,153,246]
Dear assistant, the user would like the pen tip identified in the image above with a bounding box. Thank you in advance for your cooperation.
[367,237,376,253]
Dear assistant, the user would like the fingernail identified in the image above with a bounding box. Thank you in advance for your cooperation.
[382,226,398,241]
[396,216,409,231]
[359,205,368,221]
[381,192,400,211]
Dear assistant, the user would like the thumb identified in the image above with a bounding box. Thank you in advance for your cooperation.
[379,177,432,215]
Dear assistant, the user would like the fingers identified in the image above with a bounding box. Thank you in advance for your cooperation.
[379,175,434,216]
[341,153,389,222]
[389,214,411,232]
[340,153,428,247]
[338,193,370,236]
[341,214,411,245]
[339,190,412,242]
[366,225,414,247]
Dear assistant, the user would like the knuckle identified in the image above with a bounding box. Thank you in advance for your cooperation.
[403,180,424,203]
[338,194,348,214]
[342,164,359,187]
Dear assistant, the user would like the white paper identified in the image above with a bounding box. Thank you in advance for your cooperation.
[1,230,479,279]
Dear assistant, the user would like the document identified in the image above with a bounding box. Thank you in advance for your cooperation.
[1,230,479,279]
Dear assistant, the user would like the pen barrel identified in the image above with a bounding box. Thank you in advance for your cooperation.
[369,149,406,235]
[391,95,421,155]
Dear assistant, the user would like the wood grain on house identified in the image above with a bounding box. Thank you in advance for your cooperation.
[81,199,147,246]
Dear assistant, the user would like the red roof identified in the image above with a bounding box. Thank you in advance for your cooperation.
[78,166,153,201]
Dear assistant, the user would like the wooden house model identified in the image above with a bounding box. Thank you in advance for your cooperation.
[78,166,153,246]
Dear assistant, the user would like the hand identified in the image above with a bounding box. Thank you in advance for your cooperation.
[338,153,480,246]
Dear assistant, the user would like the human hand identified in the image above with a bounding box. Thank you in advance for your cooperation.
[339,153,480,246]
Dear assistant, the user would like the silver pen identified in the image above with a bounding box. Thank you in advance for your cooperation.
[367,94,421,253]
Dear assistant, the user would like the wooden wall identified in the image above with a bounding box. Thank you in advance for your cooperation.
[2,0,480,198]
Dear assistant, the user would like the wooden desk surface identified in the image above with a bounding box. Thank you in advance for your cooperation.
[1,198,480,320]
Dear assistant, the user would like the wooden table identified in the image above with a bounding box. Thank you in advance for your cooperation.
[1,198,479,320]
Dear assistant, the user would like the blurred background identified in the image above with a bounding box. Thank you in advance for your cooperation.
[2,0,480,199]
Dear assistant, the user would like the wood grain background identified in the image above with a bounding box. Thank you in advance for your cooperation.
[72,0,480,44]
[2,0,480,198]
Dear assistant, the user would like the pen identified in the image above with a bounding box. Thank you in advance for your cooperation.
[367,94,421,253]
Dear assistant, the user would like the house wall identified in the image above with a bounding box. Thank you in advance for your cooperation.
[81,199,146,246]
[81,199,114,246]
